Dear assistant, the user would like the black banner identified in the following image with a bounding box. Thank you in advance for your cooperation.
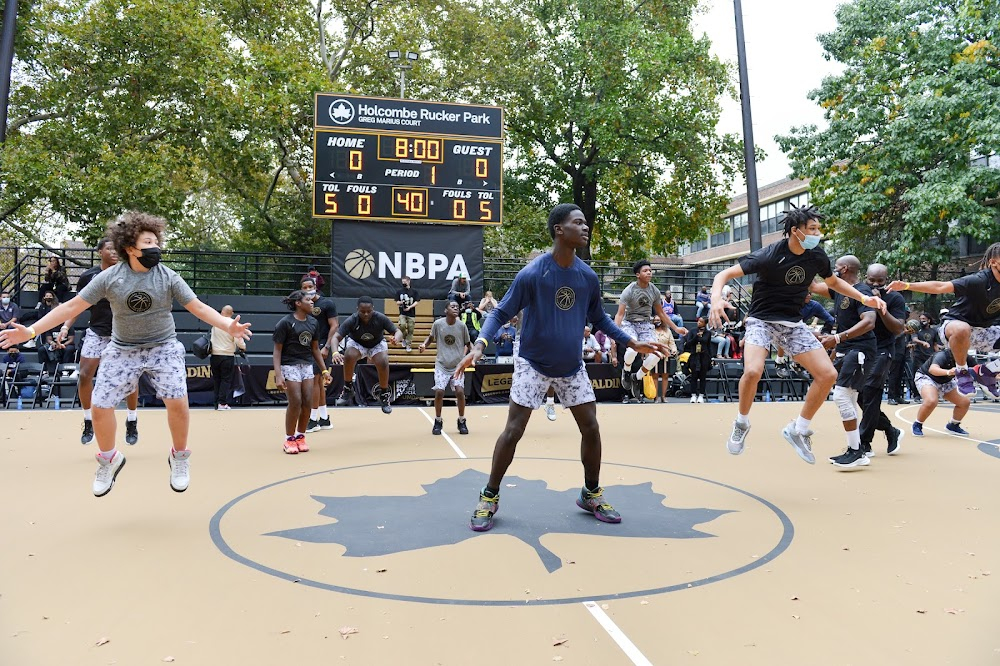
[331,220,483,299]
[470,362,625,404]
[353,364,422,406]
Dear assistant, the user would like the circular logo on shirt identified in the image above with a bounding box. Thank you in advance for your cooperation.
[784,266,806,285]
[298,331,313,347]
[840,296,851,310]
[555,287,576,311]
[312,306,322,317]
[126,291,153,313]
[987,298,1000,315]
[444,334,456,346]
[637,294,651,308]
[360,332,375,342]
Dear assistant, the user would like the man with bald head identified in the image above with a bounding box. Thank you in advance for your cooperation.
[857,264,907,456]
[810,255,878,469]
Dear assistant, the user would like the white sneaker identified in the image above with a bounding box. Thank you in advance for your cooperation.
[781,422,816,464]
[696,394,705,403]
[727,420,750,455]
[93,451,126,497]
[690,395,697,403]
[545,403,557,421]
[169,449,191,493]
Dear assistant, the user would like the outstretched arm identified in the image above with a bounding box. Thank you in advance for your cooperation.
[887,280,954,295]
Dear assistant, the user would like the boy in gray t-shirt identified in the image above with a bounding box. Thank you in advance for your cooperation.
[0,212,252,498]
[419,301,471,435]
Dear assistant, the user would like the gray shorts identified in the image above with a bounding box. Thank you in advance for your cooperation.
[915,371,958,398]
[939,321,1000,352]
[92,340,187,408]
[509,355,595,410]
[433,367,465,392]
[346,337,388,359]
[280,364,314,383]
[743,318,822,357]
[80,329,111,359]
[620,320,655,343]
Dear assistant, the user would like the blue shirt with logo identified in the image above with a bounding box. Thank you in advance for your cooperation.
[478,253,633,377]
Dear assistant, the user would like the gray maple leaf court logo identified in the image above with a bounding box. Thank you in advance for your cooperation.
[267,469,733,573]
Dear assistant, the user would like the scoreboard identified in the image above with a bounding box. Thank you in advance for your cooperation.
[313,94,503,225]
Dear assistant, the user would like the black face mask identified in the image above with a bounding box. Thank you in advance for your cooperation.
[137,247,162,269]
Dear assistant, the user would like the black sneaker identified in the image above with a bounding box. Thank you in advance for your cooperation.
[861,441,873,458]
[621,368,633,393]
[829,447,870,469]
[630,374,644,400]
[432,418,443,435]
[318,416,333,430]
[576,487,622,523]
[306,419,321,433]
[887,426,903,455]
[81,419,95,445]
[457,418,469,435]
[379,390,392,414]
[124,419,139,446]
[335,385,353,407]
[470,490,499,531]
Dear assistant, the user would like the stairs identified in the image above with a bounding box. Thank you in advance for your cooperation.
[383,299,438,368]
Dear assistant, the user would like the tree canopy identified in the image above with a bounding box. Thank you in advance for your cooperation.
[776,0,1000,275]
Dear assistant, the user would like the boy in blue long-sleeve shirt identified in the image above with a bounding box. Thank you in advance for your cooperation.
[453,204,671,532]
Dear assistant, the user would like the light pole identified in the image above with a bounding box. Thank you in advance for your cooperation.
[387,50,419,99]
[733,0,762,251]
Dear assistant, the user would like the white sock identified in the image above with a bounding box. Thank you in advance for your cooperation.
[736,413,749,426]
[126,410,137,422]
[318,405,328,419]
[83,409,92,420]
[949,418,960,425]
[294,431,303,438]
[635,368,646,380]
[310,408,319,420]
[795,416,811,434]
[546,396,555,406]
[956,364,968,371]
[99,449,117,461]
[847,428,861,450]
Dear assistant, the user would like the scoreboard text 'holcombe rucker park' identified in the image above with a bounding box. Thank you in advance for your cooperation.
[312,94,504,226]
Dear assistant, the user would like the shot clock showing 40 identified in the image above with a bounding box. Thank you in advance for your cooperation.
[313,94,504,226]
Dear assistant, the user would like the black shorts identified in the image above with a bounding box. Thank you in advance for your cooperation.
[834,346,876,391]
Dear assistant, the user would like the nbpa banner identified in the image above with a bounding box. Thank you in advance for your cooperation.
[331,220,483,299]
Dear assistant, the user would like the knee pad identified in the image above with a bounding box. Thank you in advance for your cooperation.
[642,353,659,371]
[623,348,638,366]
[832,386,857,422]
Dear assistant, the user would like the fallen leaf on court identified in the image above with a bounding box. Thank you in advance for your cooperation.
[95,637,110,646]
[339,627,359,639]
[792,615,800,620]
[983,571,992,576]
[280,630,291,634]
[842,547,850,551]
[601,604,609,610]
[553,637,568,646]
[505,484,517,487]
[916,609,926,614]
[688,650,700,656]
[944,608,964,614]
[640,600,649,605]
[376,569,387,573]
[790,596,799,601]
[552,657,564,662]
[162,657,175,662]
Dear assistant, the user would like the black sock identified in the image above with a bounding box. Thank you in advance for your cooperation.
[585,480,600,493]
[483,486,499,498]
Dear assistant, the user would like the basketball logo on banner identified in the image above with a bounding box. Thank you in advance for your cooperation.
[345,248,375,279]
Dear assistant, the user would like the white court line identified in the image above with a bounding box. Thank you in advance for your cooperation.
[893,406,1000,449]
[583,601,655,666]
[416,407,467,458]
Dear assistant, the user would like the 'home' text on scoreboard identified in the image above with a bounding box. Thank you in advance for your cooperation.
[313,94,503,225]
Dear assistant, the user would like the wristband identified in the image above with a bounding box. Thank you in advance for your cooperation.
[834,334,841,344]
[27,326,36,340]
[474,337,488,349]
[904,282,911,291]
[321,369,331,376]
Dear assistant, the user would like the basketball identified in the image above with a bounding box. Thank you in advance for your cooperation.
[345,248,375,279]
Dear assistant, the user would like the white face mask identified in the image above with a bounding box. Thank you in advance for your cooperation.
[304,289,316,296]
[1,298,9,306]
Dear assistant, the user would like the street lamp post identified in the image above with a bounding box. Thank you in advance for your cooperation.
[733,0,762,252]
[387,50,419,99]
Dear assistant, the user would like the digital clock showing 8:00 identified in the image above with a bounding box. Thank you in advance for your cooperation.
[312,95,503,225]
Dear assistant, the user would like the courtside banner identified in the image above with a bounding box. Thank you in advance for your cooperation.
[331,221,484,299]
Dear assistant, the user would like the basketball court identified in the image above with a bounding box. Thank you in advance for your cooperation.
[2,400,998,665]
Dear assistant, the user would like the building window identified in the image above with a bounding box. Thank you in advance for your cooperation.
[711,225,731,247]
[733,212,749,242]
[690,234,709,253]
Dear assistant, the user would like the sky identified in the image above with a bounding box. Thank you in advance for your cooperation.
[692,0,847,196]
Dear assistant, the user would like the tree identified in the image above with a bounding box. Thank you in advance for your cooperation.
[453,0,743,260]
[776,0,1000,277]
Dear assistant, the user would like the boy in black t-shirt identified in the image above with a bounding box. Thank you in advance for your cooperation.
[889,243,1000,397]
[911,349,972,437]
[329,296,403,414]
[709,205,887,464]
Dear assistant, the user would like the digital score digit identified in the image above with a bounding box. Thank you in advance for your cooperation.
[313,95,503,225]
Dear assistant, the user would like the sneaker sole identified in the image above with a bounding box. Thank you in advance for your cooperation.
[575,499,622,523]
[781,428,816,464]
[831,458,871,470]
[319,424,334,430]
[94,457,126,498]
[470,519,494,532]
[305,426,321,433]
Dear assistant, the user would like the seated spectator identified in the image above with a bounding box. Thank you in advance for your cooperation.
[593,329,615,365]
[493,316,517,362]
[39,326,76,374]
[449,273,472,306]
[478,290,499,314]
[300,265,326,295]
[582,325,601,363]
[651,316,679,402]
[710,325,732,358]
[660,292,685,329]
[38,256,71,303]
[4,346,23,366]
[800,292,835,334]
[0,291,22,330]
[22,290,59,329]
[695,286,711,318]
[459,299,482,338]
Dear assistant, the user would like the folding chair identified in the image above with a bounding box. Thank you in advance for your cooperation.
[5,361,45,409]
[705,363,730,402]
[42,362,81,409]
[715,359,744,402]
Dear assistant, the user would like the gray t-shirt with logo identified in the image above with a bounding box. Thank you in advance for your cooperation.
[430,317,470,373]
[619,282,662,323]
[78,262,197,348]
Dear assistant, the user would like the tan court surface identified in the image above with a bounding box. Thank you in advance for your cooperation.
[1,401,998,666]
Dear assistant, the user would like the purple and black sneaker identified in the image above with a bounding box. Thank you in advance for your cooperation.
[955,367,977,396]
